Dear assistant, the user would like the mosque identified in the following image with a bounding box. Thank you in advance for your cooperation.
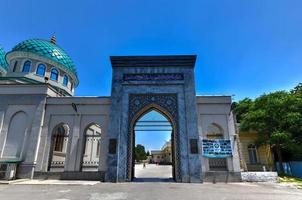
[0,35,244,182]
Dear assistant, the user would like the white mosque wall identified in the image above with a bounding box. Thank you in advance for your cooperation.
[196,96,240,173]
[0,86,241,180]
[0,85,49,178]
[36,97,110,174]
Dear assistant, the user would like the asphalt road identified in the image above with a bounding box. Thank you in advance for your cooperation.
[0,165,301,200]
[0,181,301,200]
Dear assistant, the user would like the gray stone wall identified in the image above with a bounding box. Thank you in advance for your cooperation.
[106,56,202,183]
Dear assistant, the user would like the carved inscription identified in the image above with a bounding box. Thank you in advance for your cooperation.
[123,73,184,81]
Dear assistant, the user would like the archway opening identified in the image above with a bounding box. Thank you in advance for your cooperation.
[81,123,102,171]
[132,109,174,182]
[207,123,228,171]
[48,123,69,172]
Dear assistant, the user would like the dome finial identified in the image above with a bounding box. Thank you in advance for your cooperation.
[50,33,56,44]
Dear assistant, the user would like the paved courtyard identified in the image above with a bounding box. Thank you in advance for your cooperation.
[134,164,173,182]
[0,181,301,200]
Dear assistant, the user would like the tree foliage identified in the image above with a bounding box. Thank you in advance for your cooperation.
[232,98,253,123]
[233,83,302,171]
[135,144,147,161]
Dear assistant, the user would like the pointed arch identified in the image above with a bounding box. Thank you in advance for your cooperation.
[63,74,69,86]
[50,68,59,81]
[81,123,102,171]
[131,103,175,128]
[48,123,70,172]
[129,102,177,181]
[207,123,227,171]
[22,60,31,72]
[206,123,224,139]
[36,63,46,76]
[3,111,28,158]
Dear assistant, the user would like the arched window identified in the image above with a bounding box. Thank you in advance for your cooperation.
[81,123,102,171]
[22,60,31,72]
[248,144,258,164]
[36,64,46,76]
[53,126,67,152]
[207,123,227,171]
[63,75,68,86]
[13,61,18,72]
[207,123,223,139]
[50,68,59,81]
[48,124,69,172]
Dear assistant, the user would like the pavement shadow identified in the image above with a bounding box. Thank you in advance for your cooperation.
[133,177,174,182]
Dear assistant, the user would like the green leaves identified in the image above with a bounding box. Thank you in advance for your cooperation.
[233,83,302,161]
[135,144,147,161]
[270,131,292,147]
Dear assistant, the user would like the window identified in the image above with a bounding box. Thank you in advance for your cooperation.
[22,60,31,72]
[63,75,68,86]
[248,144,258,164]
[36,64,46,76]
[207,123,223,139]
[13,61,18,72]
[50,68,59,81]
[82,124,101,171]
[54,126,66,152]
[48,124,69,172]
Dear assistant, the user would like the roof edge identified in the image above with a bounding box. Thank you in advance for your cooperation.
[110,55,197,68]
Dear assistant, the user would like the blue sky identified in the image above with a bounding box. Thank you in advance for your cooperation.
[1,0,301,150]
[135,110,171,151]
[0,0,301,101]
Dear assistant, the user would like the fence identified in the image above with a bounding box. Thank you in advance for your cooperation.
[275,161,302,178]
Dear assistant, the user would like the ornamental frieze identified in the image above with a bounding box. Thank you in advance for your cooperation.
[123,73,184,81]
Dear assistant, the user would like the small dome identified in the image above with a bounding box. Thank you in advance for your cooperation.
[8,39,78,84]
[0,46,8,74]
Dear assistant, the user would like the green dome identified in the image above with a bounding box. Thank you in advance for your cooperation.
[10,39,78,82]
[0,46,8,73]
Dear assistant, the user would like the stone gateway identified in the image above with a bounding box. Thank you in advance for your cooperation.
[0,37,241,183]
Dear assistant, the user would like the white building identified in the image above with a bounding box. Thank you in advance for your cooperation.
[0,36,241,182]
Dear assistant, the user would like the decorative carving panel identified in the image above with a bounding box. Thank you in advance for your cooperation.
[123,73,184,82]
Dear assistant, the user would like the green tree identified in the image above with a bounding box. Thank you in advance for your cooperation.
[232,98,253,123]
[135,144,147,161]
[235,86,302,173]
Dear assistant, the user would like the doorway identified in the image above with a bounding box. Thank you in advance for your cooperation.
[132,109,175,182]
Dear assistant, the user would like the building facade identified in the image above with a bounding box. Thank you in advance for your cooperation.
[0,36,242,182]
[150,141,172,164]
[239,131,274,172]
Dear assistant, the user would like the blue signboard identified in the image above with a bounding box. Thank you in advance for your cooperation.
[202,139,232,158]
